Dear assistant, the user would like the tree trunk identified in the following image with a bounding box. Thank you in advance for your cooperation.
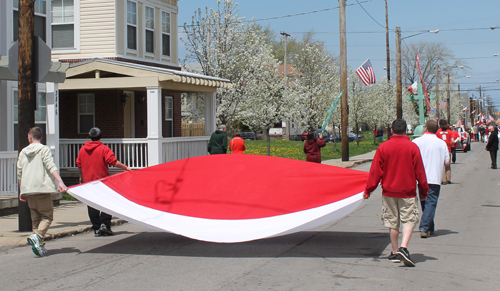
[355,121,360,147]
[267,136,271,156]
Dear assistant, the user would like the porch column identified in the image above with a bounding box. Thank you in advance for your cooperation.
[204,92,216,135]
[46,82,60,169]
[147,86,163,166]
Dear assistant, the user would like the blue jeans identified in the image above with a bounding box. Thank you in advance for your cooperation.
[419,184,441,232]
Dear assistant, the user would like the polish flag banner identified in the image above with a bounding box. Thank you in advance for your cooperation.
[407,81,418,94]
[462,107,467,113]
[68,155,369,243]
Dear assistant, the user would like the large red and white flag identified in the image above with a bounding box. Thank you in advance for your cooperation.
[69,155,368,243]
[356,58,376,86]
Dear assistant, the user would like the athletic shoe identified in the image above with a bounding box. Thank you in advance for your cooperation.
[99,223,114,236]
[94,229,103,237]
[387,252,401,263]
[27,234,43,257]
[39,244,48,256]
[397,247,416,267]
[420,231,429,238]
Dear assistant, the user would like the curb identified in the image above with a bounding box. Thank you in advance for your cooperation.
[4,219,128,248]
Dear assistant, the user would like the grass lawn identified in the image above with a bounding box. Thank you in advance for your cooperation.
[244,131,381,161]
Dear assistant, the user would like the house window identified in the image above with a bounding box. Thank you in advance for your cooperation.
[13,0,47,42]
[13,90,47,150]
[51,0,75,48]
[161,11,170,57]
[126,0,137,50]
[78,93,95,134]
[145,6,154,54]
[165,96,173,137]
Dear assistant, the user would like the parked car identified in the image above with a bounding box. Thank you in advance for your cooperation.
[240,132,256,140]
[325,133,364,143]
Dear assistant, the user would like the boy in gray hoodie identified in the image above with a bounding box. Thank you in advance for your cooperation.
[17,127,67,257]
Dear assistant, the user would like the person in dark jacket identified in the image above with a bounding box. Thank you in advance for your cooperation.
[208,124,228,154]
[303,132,326,163]
[485,124,499,169]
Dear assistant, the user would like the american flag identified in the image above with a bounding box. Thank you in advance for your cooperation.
[439,100,448,110]
[356,58,376,86]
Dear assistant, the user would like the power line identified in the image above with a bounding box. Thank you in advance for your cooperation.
[180,0,374,27]
[355,0,385,28]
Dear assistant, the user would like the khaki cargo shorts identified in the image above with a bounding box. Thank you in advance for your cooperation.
[381,196,419,229]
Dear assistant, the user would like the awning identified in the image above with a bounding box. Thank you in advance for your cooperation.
[59,58,232,92]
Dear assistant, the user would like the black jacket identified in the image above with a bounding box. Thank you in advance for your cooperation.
[486,128,499,151]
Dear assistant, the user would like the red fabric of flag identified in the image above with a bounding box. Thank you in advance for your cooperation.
[356,58,376,86]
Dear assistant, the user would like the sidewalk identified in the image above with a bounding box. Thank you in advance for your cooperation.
[0,150,376,248]
[0,201,126,248]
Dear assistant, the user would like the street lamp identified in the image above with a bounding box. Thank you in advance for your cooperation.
[491,26,500,30]
[396,28,439,119]
[494,54,500,57]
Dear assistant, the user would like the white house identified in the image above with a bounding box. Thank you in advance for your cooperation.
[0,0,231,198]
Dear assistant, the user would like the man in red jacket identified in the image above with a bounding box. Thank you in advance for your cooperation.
[76,127,130,236]
[364,119,428,267]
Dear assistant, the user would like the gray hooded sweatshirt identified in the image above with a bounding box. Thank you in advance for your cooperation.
[17,143,58,195]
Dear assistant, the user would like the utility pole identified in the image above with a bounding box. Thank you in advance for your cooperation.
[479,85,483,115]
[280,32,290,140]
[468,90,472,126]
[339,0,349,161]
[395,27,402,119]
[435,65,439,120]
[447,73,451,124]
[385,0,390,80]
[18,0,36,231]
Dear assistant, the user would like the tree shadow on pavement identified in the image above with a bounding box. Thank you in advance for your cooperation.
[85,230,390,259]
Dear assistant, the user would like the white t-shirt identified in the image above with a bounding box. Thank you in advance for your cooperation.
[413,132,450,185]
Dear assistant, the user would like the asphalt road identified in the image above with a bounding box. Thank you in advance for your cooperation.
[1,144,499,290]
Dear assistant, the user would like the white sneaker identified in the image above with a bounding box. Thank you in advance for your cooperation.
[39,244,48,256]
[27,234,43,257]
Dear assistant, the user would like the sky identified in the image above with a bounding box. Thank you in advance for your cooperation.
[177,0,500,106]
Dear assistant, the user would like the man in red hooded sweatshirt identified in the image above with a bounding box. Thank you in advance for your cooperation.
[364,119,428,267]
[76,127,130,236]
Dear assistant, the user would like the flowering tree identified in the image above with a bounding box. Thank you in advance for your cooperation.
[182,0,248,129]
[291,38,340,131]
[236,29,285,155]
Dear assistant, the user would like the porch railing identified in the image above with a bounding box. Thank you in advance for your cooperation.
[162,136,209,163]
[0,151,19,197]
[59,139,149,169]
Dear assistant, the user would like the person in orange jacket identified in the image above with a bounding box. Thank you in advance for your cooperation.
[230,130,246,154]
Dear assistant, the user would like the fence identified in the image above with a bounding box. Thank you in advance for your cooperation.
[0,151,18,197]
[59,139,149,169]
[182,123,205,137]
[162,136,209,163]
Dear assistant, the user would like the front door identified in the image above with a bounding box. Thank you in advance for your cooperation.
[123,91,134,138]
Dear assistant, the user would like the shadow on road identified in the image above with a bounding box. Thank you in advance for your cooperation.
[85,230,390,259]
[429,229,459,237]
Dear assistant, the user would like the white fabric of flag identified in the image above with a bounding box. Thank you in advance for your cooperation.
[356,58,376,86]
